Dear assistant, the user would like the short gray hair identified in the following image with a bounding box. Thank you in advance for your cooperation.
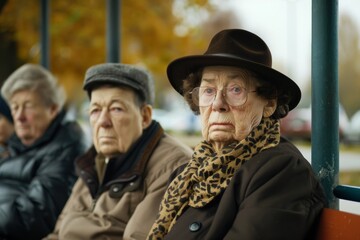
[1,64,66,109]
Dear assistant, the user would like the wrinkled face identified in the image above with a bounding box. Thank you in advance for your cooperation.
[10,90,58,146]
[0,114,14,145]
[199,66,276,148]
[89,86,152,157]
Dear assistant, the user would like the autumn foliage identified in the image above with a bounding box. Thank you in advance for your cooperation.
[0,0,217,106]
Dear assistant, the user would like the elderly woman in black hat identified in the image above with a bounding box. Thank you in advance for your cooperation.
[147,29,327,240]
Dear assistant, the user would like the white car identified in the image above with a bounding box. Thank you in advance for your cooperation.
[152,108,201,134]
[344,110,360,143]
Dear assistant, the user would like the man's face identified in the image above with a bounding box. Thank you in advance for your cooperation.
[10,90,58,146]
[89,86,151,157]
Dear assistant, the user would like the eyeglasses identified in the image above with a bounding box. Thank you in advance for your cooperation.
[190,85,257,107]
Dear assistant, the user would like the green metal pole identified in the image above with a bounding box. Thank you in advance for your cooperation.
[106,0,120,63]
[311,0,339,209]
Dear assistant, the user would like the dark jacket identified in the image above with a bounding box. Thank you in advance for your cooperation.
[0,111,88,240]
[164,137,327,240]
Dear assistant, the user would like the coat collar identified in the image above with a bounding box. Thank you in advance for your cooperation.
[76,120,164,198]
[7,110,66,155]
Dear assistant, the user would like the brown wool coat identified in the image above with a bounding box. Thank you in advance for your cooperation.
[163,137,327,240]
[44,134,192,240]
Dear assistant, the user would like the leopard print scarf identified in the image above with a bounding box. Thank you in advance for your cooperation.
[147,117,280,240]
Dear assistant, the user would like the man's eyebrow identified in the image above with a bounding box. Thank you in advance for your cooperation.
[90,98,127,107]
[109,98,128,105]
[89,102,100,108]
[10,99,32,105]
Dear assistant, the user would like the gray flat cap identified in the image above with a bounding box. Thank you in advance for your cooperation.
[83,63,154,105]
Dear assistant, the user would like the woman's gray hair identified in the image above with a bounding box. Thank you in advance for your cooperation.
[1,64,66,109]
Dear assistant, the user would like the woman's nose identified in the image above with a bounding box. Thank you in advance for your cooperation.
[212,90,229,112]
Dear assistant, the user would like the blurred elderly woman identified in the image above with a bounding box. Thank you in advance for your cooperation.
[0,64,88,239]
[0,94,14,158]
[148,29,327,240]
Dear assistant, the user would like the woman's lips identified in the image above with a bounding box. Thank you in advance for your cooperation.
[209,122,234,128]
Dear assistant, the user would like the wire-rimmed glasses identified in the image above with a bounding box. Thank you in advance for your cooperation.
[190,85,257,107]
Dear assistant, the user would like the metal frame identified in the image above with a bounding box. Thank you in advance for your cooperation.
[311,0,360,207]
[39,0,121,69]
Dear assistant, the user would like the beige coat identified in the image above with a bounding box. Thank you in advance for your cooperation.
[45,133,192,240]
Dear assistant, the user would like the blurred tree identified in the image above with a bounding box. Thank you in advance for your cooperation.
[0,0,24,82]
[201,8,241,40]
[1,0,238,108]
[0,0,6,11]
[339,13,360,117]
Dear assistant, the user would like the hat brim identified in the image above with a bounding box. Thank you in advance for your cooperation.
[167,54,301,111]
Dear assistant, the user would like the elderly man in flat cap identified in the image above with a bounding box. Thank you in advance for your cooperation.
[45,63,192,240]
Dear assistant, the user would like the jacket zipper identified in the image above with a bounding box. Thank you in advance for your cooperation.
[90,186,105,212]
[90,197,98,211]
[88,157,138,212]
[90,157,109,211]
[89,174,138,212]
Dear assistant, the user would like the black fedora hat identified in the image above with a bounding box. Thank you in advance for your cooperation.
[167,29,301,111]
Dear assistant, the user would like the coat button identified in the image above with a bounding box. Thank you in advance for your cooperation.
[189,222,201,232]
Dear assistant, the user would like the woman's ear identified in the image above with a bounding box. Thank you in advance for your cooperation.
[263,99,277,118]
[141,104,153,129]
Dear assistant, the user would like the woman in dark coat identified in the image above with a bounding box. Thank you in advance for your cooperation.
[147,29,327,240]
[0,64,88,240]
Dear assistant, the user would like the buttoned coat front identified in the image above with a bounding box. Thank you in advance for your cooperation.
[163,138,327,240]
